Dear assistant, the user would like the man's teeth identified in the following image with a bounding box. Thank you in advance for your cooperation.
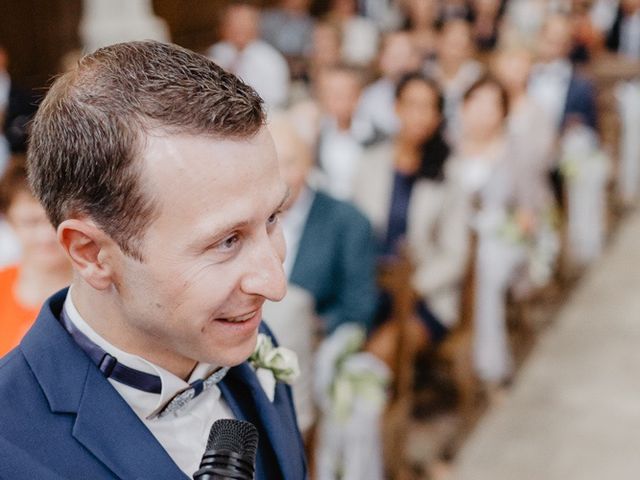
[222,312,256,323]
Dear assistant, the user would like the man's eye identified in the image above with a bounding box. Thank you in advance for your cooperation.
[218,234,240,250]
[267,212,281,226]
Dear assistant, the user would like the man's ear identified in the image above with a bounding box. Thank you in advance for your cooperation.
[57,218,116,291]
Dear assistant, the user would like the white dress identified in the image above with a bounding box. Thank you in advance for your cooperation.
[448,142,524,383]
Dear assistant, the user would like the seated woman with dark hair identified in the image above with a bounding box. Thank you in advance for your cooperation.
[0,155,71,357]
[352,72,470,366]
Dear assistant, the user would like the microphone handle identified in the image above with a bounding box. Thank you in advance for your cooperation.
[193,450,254,480]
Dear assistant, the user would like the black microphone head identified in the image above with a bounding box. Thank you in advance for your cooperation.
[206,419,259,459]
[194,419,259,479]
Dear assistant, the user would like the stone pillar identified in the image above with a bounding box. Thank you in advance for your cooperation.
[80,0,170,53]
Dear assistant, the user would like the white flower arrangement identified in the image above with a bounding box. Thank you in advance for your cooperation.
[314,324,390,423]
[558,124,610,182]
[497,207,560,288]
[249,333,300,401]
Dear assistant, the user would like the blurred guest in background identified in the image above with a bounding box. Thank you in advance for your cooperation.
[0,46,38,167]
[305,21,343,88]
[493,48,560,297]
[425,18,485,143]
[448,76,522,389]
[529,13,598,133]
[440,0,473,23]
[270,113,378,335]
[354,73,469,367]
[291,64,374,200]
[357,31,422,140]
[360,0,406,32]
[0,156,71,357]
[493,47,556,207]
[261,0,314,59]
[208,0,290,109]
[402,0,440,62]
[605,0,640,60]
[324,0,380,67]
[469,0,506,52]
[529,13,598,206]
[569,0,605,62]
[500,0,550,49]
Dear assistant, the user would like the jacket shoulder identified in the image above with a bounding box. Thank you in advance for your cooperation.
[313,191,372,230]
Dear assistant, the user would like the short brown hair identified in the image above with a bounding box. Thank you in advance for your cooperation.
[0,154,30,215]
[28,40,265,260]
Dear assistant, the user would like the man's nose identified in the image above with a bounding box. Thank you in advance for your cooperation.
[240,234,287,302]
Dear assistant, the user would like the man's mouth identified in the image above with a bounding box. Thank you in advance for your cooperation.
[217,310,260,324]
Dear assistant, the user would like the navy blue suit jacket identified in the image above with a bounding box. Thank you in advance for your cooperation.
[289,191,378,334]
[0,289,307,479]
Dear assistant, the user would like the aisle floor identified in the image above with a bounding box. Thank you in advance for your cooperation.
[452,209,640,479]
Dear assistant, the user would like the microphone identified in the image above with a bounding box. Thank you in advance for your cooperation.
[193,419,259,480]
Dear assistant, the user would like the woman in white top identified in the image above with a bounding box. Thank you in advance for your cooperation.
[448,75,529,388]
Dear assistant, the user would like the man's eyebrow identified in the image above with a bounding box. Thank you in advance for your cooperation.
[190,186,291,251]
[277,187,291,211]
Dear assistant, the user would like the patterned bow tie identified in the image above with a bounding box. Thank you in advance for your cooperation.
[60,308,229,419]
[150,366,229,419]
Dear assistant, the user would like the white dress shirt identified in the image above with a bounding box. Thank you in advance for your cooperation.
[208,40,290,109]
[62,292,235,477]
[356,77,399,138]
[529,60,572,129]
[281,185,315,278]
[317,117,374,200]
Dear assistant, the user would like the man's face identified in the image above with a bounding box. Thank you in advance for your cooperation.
[439,21,473,65]
[223,5,260,50]
[108,128,288,368]
[318,70,361,127]
[270,122,312,208]
[538,17,572,62]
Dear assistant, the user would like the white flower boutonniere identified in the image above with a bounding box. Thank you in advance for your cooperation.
[249,333,300,401]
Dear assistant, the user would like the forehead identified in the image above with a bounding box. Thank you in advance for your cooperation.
[138,129,283,231]
[399,81,437,105]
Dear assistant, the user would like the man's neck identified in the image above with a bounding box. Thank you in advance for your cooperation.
[70,281,197,380]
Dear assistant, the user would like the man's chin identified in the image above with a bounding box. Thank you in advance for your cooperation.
[204,332,259,368]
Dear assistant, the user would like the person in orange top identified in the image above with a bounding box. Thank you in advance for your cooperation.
[0,155,71,357]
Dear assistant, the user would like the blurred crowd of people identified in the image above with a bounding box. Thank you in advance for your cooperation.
[206,0,620,390]
[1,0,639,467]
[202,0,638,439]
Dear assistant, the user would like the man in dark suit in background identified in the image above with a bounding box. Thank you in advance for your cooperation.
[269,113,378,336]
[0,41,306,479]
[529,13,599,133]
[529,13,599,206]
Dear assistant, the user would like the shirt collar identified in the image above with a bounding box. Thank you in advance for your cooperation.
[62,290,218,418]
[281,185,315,277]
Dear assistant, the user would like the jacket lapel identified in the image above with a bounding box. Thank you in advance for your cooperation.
[20,289,187,480]
[72,366,188,480]
[219,361,305,480]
